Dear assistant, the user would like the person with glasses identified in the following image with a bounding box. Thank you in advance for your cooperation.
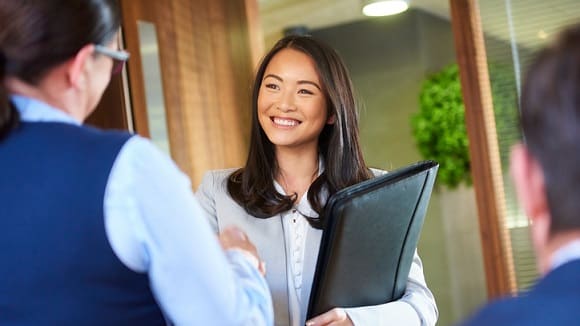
[93,44,130,75]
[0,1,272,325]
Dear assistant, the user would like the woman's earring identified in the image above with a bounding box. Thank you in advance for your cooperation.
[327,114,336,124]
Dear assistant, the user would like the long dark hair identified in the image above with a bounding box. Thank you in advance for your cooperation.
[520,24,580,234]
[0,0,121,140]
[228,35,372,229]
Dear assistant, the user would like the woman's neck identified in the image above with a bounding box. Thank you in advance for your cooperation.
[5,67,85,122]
[275,147,320,201]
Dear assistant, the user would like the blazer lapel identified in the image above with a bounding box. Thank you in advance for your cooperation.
[246,213,290,326]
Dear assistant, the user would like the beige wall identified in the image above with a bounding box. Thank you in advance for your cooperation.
[121,0,262,186]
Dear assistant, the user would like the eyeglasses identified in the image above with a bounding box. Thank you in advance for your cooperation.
[94,44,130,75]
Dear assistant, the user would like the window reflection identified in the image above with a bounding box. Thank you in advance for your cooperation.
[137,20,170,154]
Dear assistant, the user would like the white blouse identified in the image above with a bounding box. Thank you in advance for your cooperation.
[274,180,317,326]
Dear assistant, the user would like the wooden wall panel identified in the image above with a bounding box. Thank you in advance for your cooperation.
[120,0,260,186]
[243,0,266,70]
[155,1,190,174]
[171,0,211,183]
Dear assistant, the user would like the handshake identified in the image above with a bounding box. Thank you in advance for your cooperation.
[219,227,267,276]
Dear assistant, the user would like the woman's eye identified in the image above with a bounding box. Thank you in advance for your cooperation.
[298,89,314,95]
[264,83,279,90]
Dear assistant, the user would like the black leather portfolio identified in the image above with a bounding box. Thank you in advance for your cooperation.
[307,160,438,318]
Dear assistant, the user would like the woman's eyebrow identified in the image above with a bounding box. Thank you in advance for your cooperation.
[263,74,283,82]
[297,80,321,91]
[263,74,321,91]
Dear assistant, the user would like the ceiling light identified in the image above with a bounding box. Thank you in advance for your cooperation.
[537,29,548,40]
[362,0,409,17]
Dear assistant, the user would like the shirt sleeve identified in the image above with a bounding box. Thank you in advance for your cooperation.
[103,136,273,325]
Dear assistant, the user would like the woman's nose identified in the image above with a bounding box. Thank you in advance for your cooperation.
[276,90,296,112]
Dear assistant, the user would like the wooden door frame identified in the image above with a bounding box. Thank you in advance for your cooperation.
[119,0,158,138]
[449,0,517,298]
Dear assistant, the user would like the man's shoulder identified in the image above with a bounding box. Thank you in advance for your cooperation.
[460,296,530,325]
[461,281,580,326]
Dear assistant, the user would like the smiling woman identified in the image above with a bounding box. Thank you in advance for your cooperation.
[196,35,439,326]
[257,48,331,158]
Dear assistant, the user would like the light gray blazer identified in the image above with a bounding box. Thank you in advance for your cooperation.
[196,169,438,326]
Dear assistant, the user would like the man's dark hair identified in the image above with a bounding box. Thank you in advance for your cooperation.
[520,24,580,234]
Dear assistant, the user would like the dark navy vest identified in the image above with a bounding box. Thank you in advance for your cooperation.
[0,122,166,325]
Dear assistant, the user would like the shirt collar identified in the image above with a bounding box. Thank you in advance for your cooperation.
[550,239,580,271]
[11,95,81,125]
[273,156,326,218]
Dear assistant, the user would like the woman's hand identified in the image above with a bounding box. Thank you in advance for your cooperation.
[218,227,266,275]
[306,308,353,326]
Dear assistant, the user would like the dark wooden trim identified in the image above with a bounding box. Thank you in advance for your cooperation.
[86,73,128,130]
[119,0,153,138]
[449,0,516,298]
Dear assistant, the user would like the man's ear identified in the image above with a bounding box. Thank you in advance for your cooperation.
[511,143,551,272]
[510,143,549,219]
[66,44,95,89]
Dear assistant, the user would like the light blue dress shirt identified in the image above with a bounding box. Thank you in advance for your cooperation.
[551,240,580,270]
[12,95,273,325]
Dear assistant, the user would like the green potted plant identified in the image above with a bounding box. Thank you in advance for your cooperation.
[411,63,518,188]
[411,64,470,188]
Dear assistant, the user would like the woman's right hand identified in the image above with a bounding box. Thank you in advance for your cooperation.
[218,227,267,276]
[306,308,353,326]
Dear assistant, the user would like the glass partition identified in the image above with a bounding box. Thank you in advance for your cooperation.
[137,20,170,154]
[479,0,580,291]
